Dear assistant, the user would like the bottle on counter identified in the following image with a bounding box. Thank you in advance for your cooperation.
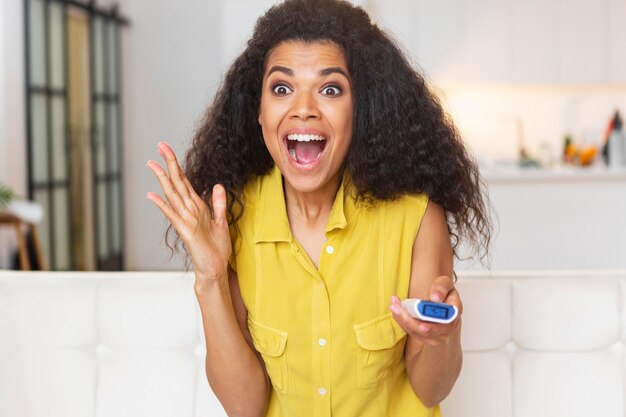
[606,111,625,169]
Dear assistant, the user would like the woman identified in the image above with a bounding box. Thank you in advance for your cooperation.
[147,0,491,416]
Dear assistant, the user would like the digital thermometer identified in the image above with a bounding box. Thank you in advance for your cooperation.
[401,299,458,324]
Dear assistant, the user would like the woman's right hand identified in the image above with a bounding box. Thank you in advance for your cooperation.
[146,141,232,287]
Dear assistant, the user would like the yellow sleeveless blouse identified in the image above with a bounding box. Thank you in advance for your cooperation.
[230,165,440,417]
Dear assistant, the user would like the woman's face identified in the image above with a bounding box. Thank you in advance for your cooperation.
[259,41,353,195]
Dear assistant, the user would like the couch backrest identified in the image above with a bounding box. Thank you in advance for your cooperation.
[1,270,624,417]
[446,271,625,417]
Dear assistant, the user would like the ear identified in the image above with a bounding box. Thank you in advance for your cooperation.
[258,112,262,126]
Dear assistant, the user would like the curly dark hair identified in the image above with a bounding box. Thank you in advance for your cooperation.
[177,0,493,263]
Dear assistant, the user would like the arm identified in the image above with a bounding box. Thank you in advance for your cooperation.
[389,200,463,408]
[147,142,269,417]
[195,267,270,417]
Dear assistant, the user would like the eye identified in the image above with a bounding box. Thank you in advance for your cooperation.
[321,85,341,96]
[271,83,293,95]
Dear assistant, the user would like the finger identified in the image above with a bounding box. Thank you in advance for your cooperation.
[147,159,187,213]
[429,275,455,303]
[157,141,192,204]
[183,176,207,209]
[443,288,463,315]
[212,184,228,226]
[390,296,432,335]
[146,191,182,226]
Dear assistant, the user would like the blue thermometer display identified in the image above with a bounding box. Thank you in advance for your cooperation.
[401,299,458,324]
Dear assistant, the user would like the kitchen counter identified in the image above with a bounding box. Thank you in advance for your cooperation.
[481,164,626,183]
[457,164,626,272]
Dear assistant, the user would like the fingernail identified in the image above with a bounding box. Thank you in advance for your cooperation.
[419,324,430,333]
[390,305,401,315]
[431,293,442,302]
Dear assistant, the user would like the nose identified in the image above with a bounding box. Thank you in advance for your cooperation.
[290,90,321,120]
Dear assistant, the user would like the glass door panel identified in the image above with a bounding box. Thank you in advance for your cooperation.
[92,17,105,95]
[108,103,119,173]
[91,12,123,270]
[52,188,71,269]
[26,0,70,270]
[30,94,49,182]
[48,1,64,90]
[50,96,68,181]
[28,0,46,86]
[32,189,50,267]
[107,20,118,93]
[93,101,107,176]
[111,181,122,253]
[95,182,109,259]
[25,0,126,271]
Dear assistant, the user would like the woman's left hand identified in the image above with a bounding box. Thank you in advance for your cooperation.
[390,275,463,346]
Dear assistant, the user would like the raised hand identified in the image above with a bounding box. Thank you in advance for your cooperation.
[146,141,231,286]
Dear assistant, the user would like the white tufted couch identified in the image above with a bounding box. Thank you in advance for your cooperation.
[0,270,624,417]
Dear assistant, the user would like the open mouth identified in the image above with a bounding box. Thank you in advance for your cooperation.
[285,133,327,165]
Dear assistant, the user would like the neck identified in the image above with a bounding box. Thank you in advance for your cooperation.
[283,175,341,224]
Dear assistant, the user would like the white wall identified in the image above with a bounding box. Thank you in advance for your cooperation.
[0,0,27,269]
[0,0,27,196]
[0,0,5,184]
[122,0,224,270]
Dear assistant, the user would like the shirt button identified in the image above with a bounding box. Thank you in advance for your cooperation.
[318,338,327,347]
[318,387,327,396]
[325,245,335,254]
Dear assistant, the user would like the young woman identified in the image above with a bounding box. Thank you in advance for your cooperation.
[147,1,492,416]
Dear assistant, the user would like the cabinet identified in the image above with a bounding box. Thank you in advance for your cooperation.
[367,0,625,85]
[463,0,510,83]
[414,0,465,84]
[609,0,626,82]
[557,0,607,83]
[367,0,416,52]
[511,0,557,84]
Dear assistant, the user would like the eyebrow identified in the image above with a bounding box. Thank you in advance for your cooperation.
[266,65,349,79]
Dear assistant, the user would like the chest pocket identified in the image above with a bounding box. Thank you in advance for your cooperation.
[354,313,407,388]
[248,317,289,394]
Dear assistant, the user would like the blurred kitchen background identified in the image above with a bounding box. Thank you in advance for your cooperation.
[0,0,625,272]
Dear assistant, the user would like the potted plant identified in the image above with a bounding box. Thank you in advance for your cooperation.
[0,183,14,211]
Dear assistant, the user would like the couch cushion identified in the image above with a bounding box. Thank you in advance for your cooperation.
[456,278,511,351]
[0,278,97,347]
[514,351,623,417]
[441,351,512,417]
[513,278,620,350]
[0,346,96,417]
[98,276,198,348]
[96,349,198,417]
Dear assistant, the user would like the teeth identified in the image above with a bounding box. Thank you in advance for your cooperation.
[287,133,326,142]
[289,148,297,160]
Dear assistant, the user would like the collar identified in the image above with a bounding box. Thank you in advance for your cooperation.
[253,165,350,243]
